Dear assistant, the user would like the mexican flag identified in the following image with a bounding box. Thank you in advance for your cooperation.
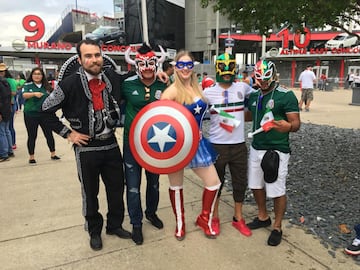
[260,108,275,131]
[217,109,241,133]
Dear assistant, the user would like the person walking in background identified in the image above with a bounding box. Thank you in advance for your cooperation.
[201,72,209,88]
[348,71,354,88]
[201,76,215,90]
[353,72,360,87]
[4,68,18,152]
[345,223,360,256]
[15,72,26,113]
[161,50,221,240]
[42,40,133,251]
[122,43,167,245]
[22,67,60,164]
[319,73,327,91]
[298,64,316,112]
[201,74,215,121]
[0,64,13,162]
[162,59,174,85]
[47,72,58,90]
[241,69,252,86]
[246,59,300,246]
[46,72,55,82]
[203,53,254,237]
[197,73,202,84]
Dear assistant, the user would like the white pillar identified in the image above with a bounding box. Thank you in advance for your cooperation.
[261,35,266,59]
[141,0,149,44]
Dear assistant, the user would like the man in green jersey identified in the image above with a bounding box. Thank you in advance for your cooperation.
[245,60,300,246]
[122,44,167,245]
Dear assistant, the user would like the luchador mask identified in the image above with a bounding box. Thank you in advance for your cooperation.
[215,53,236,83]
[254,59,277,90]
[125,43,166,79]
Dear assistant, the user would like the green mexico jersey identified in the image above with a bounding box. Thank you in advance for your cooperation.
[122,76,167,144]
[6,78,17,104]
[23,82,49,117]
[248,85,299,153]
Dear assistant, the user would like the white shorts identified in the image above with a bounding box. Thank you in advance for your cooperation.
[248,146,290,198]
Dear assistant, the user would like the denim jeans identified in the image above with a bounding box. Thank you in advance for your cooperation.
[123,143,160,227]
[9,103,16,145]
[15,90,25,111]
[355,223,360,239]
[0,120,12,158]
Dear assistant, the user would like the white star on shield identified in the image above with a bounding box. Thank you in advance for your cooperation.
[148,124,176,152]
[193,104,202,114]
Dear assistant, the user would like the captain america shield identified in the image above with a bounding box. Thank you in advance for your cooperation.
[129,100,200,174]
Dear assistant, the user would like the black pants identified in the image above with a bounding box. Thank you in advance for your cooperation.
[212,143,248,202]
[74,137,125,236]
[24,114,55,155]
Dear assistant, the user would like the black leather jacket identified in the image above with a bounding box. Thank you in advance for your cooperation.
[0,77,11,121]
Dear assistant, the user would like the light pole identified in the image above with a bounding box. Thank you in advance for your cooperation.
[216,10,219,58]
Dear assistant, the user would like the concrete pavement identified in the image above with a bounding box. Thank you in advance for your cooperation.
[293,88,360,129]
[0,88,359,270]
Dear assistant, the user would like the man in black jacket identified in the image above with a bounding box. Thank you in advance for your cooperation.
[42,40,132,251]
[0,64,12,162]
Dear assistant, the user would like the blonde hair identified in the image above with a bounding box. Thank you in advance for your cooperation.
[173,50,204,104]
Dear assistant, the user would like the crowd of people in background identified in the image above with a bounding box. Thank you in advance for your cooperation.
[0,63,60,163]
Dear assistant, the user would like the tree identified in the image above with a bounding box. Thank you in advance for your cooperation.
[200,0,360,36]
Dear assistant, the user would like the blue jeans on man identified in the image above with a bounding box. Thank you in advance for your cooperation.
[123,143,160,228]
[9,103,16,146]
[0,120,12,158]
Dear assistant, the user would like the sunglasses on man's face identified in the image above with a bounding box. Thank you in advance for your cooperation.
[175,61,194,70]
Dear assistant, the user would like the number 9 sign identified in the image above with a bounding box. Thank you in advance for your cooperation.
[22,15,45,42]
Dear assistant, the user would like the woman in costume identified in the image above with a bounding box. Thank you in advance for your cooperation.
[161,50,221,240]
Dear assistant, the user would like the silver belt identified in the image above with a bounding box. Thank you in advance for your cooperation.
[94,132,114,140]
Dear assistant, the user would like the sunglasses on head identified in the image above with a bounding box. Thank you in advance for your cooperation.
[175,61,194,70]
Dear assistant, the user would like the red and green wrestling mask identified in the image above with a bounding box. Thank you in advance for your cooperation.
[125,43,166,79]
[254,59,277,91]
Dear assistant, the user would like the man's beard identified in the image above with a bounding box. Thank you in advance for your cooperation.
[84,64,102,76]
[260,81,276,93]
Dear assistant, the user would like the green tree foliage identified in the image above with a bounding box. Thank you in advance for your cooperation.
[200,0,360,35]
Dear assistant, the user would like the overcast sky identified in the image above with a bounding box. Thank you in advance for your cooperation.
[0,0,114,47]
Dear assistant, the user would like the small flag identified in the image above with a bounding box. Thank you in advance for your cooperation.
[217,109,241,133]
[260,108,275,131]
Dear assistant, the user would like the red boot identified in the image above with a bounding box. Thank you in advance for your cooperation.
[169,187,185,240]
[196,187,219,239]
[212,217,220,236]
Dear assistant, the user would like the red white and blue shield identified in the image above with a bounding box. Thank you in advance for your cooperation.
[129,100,199,174]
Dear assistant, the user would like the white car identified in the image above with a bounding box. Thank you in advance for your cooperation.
[325,33,358,49]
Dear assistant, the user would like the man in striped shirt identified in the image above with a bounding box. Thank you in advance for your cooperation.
[203,53,254,237]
